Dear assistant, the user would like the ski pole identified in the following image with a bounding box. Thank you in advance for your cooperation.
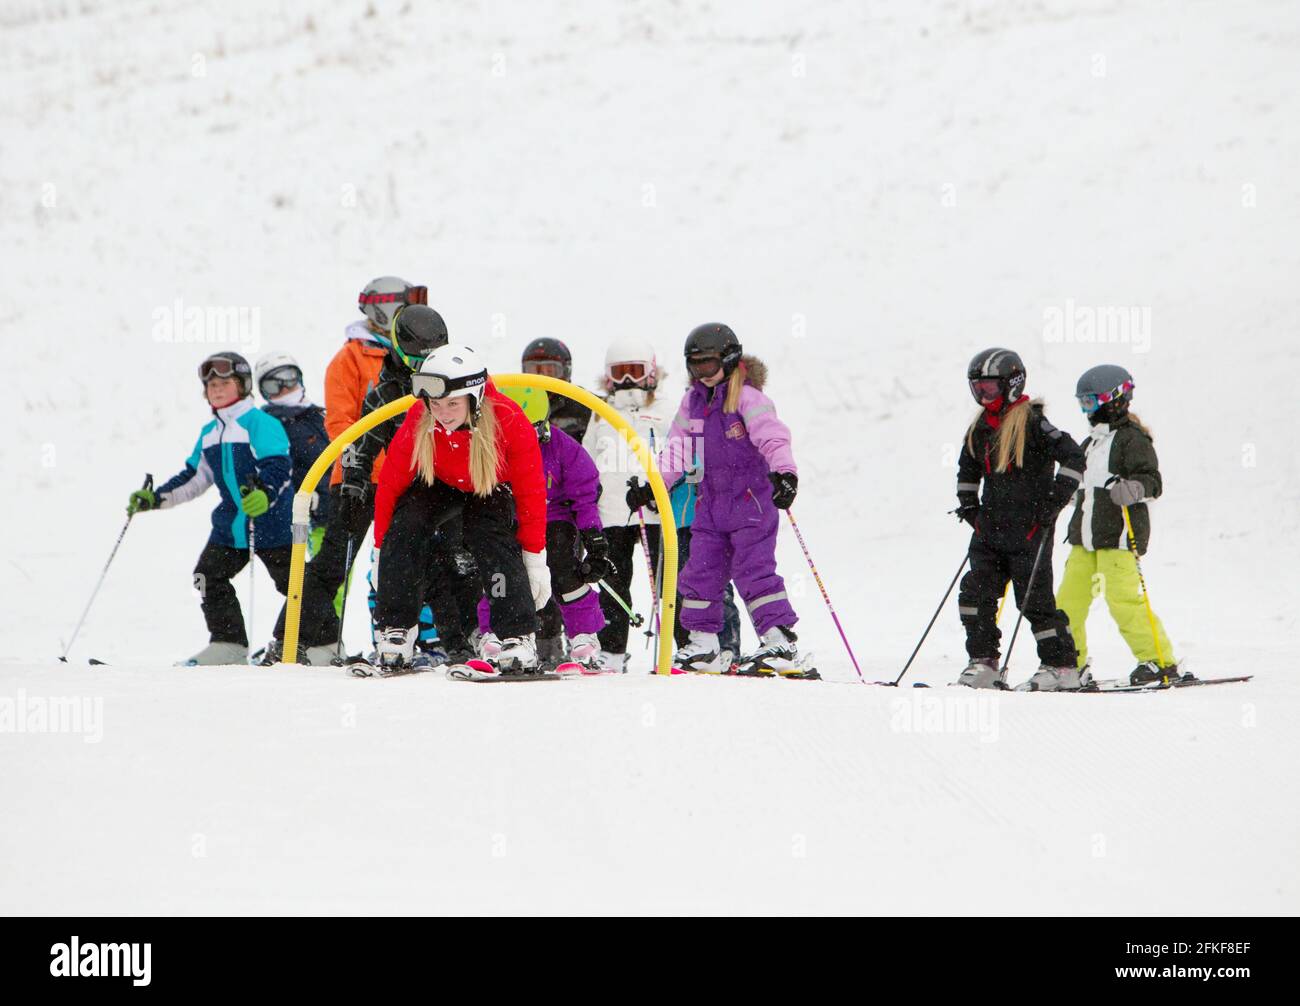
[893,552,969,686]
[246,509,256,656]
[627,478,661,646]
[335,530,357,662]
[1000,532,1049,674]
[598,579,644,628]
[60,473,152,661]
[784,509,864,682]
[995,581,1011,624]
[1121,503,1168,669]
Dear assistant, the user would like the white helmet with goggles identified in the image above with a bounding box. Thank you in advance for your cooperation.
[413,345,489,408]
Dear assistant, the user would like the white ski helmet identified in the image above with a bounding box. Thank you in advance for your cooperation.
[413,344,489,409]
[358,275,426,332]
[604,337,658,391]
[254,351,303,400]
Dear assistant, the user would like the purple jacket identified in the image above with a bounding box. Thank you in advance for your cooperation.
[542,426,602,531]
[658,356,796,509]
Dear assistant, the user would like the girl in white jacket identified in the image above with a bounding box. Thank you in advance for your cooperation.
[584,338,742,670]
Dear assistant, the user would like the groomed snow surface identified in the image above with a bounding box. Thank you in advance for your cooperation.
[2,0,1297,913]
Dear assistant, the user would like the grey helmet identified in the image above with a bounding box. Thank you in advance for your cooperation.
[1076,363,1134,417]
[358,275,425,332]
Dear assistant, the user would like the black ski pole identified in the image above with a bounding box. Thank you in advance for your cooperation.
[334,531,357,663]
[60,473,152,662]
[892,552,969,686]
[999,533,1050,674]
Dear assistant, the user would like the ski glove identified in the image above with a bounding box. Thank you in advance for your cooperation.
[625,478,657,513]
[127,488,158,515]
[769,471,798,510]
[954,503,981,528]
[522,549,552,610]
[1108,478,1146,507]
[578,529,616,584]
[240,486,270,518]
[1034,493,1067,528]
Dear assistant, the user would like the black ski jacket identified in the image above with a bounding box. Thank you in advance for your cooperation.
[956,401,1085,550]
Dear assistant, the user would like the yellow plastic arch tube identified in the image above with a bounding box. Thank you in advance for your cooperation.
[281,375,679,676]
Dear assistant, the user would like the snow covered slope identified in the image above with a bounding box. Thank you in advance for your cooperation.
[1,0,1297,913]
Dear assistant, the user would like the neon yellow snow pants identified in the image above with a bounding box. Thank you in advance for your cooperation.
[1056,545,1174,667]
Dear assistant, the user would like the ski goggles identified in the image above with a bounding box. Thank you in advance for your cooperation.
[522,359,566,379]
[969,378,1002,403]
[358,284,428,311]
[608,360,653,387]
[687,354,723,379]
[412,369,488,402]
[198,356,249,382]
[1078,379,1134,414]
[259,366,302,399]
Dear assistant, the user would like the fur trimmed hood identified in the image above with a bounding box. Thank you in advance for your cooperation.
[738,355,767,390]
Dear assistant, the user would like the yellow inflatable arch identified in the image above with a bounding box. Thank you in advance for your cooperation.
[281,374,679,675]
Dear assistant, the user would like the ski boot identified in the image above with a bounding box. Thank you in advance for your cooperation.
[598,650,629,674]
[673,631,731,674]
[1017,663,1093,692]
[735,626,817,679]
[177,641,248,666]
[567,632,601,669]
[477,631,504,662]
[1129,660,1184,687]
[255,639,338,666]
[494,634,539,675]
[370,625,434,674]
[955,657,1007,689]
[537,634,566,667]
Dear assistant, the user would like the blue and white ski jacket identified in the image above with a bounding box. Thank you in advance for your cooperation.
[156,397,293,549]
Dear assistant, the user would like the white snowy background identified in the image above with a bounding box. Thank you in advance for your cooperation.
[1,0,1297,913]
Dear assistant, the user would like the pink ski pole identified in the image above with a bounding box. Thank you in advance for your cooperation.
[784,509,864,682]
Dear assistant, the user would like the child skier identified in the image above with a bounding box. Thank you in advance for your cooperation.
[1056,364,1178,686]
[264,303,454,663]
[126,352,293,665]
[254,351,331,550]
[522,337,592,441]
[367,345,551,673]
[642,323,810,677]
[954,348,1086,691]
[477,386,612,667]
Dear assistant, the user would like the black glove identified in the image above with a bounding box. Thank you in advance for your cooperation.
[769,471,798,510]
[954,503,981,528]
[1034,493,1067,528]
[625,478,657,513]
[578,528,615,584]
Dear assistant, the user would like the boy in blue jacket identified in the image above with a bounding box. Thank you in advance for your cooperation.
[127,352,293,665]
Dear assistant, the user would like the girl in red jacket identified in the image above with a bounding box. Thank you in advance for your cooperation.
[369,345,551,672]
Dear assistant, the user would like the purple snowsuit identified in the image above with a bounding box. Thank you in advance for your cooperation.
[658,357,798,636]
[477,426,606,636]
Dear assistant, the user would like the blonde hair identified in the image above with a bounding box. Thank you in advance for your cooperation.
[966,399,1036,473]
[723,366,744,414]
[1126,411,1153,439]
[411,396,501,496]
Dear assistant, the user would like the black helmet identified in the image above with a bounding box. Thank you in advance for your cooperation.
[1076,363,1134,421]
[684,323,743,381]
[521,338,572,382]
[389,304,448,372]
[198,351,253,398]
[967,347,1026,408]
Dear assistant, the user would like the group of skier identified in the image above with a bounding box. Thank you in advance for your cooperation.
[125,273,1177,688]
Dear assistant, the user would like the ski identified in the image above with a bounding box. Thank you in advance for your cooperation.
[446,658,566,683]
[1081,674,1253,693]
